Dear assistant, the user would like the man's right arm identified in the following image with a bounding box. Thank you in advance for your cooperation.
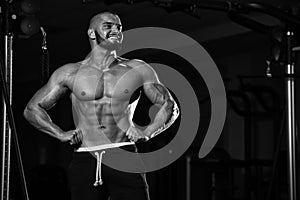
[23,64,81,143]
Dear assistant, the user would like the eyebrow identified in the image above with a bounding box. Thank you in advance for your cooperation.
[102,22,122,26]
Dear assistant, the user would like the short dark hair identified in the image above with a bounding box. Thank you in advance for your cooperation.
[88,11,119,29]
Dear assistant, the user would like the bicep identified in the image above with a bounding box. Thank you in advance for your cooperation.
[143,83,171,106]
[30,84,68,110]
[131,59,171,104]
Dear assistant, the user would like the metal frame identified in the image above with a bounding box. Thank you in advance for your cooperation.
[1,1,30,200]
[1,34,13,200]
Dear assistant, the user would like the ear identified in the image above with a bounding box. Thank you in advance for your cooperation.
[87,29,96,40]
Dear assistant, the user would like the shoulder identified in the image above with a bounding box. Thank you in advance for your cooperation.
[124,59,156,75]
[124,58,148,68]
[122,58,160,84]
[52,63,79,76]
[49,63,79,85]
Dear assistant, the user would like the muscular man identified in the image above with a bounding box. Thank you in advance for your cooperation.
[24,12,179,200]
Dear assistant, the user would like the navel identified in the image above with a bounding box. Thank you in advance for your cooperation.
[124,89,129,94]
[81,91,86,96]
[99,125,106,129]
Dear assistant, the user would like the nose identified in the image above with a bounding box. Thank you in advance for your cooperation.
[111,25,119,33]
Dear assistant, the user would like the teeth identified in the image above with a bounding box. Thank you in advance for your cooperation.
[109,37,118,40]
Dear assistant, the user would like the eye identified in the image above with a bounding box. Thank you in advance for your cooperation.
[117,25,122,31]
[103,24,112,29]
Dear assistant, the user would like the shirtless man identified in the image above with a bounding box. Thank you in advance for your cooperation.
[24,12,179,200]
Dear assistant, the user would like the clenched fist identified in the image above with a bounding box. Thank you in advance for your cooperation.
[58,129,83,145]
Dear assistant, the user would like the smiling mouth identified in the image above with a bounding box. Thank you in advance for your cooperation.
[108,36,120,42]
[107,33,118,38]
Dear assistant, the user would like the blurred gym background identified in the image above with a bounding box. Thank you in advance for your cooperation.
[1,0,300,199]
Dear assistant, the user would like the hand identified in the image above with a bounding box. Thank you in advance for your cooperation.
[59,129,83,145]
[126,126,149,142]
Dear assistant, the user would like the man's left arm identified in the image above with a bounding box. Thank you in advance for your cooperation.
[142,81,179,139]
[133,60,180,139]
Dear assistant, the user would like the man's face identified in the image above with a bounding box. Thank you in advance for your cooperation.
[95,14,123,48]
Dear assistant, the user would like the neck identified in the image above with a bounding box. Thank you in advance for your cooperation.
[89,45,117,71]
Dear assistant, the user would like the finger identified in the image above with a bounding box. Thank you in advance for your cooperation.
[73,134,79,144]
[75,131,82,144]
[78,130,83,141]
[73,130,80,142]
[127,133,133,140]
[69,139,74,145]
[128,135,135,142]
[75,128,80,133]
[129,134,135,141]
[132,132,137,140]
[126,128,131,136]
[70,133,77,144]
[131,133,137,141]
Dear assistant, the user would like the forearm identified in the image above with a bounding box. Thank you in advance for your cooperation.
[144,100,179,138]
[23,105,63,139]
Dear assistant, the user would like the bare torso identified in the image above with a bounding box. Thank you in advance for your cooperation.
[23,13,178,148]
[69,59,142,147]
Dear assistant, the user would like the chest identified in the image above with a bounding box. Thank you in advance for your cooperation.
[72,66,142,101]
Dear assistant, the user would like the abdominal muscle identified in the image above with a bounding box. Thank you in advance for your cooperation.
[72,97,132,147]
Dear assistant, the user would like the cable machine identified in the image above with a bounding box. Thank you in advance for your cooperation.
[1,0,299,200]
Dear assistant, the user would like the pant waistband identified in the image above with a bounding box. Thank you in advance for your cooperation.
[75,142,135,152]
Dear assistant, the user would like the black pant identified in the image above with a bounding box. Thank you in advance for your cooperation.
[68,145,150,200]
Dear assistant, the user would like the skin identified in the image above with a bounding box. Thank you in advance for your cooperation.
[24,12,179,147]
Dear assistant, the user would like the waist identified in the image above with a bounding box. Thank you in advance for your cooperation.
[75,141,135,152]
